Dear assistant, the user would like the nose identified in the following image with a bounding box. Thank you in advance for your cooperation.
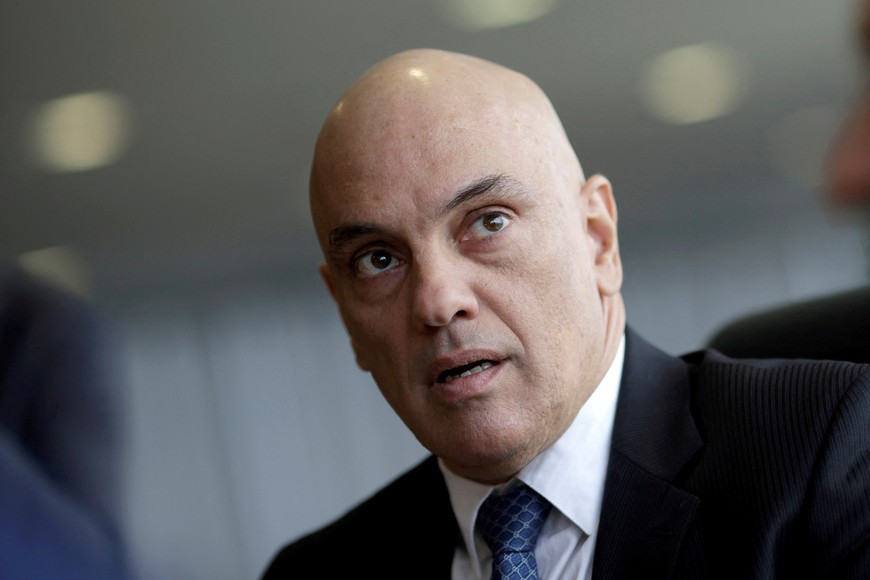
[828,97,870,206]
[410,252,479,330]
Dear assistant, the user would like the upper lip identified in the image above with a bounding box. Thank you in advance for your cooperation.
[426,349,505,385]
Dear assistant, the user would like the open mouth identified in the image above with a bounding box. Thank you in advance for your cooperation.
[438,360,496,384]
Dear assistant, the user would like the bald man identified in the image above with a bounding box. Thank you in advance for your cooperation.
[710,0,870,362]
[262,49,870,580]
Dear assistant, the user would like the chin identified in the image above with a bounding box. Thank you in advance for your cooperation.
[432,429,538,481]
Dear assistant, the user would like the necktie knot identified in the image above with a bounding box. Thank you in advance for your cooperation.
[477,484,551,579]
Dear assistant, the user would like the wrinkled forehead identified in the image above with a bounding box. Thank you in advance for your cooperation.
[309,53,578,243]
[315,84,544,190]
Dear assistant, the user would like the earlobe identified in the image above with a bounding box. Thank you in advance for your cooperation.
[581,175,623,296]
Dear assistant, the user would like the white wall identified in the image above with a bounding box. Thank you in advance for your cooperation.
[115,285,426,580]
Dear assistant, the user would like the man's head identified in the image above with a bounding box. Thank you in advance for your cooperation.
[310,49,625,484]
[827,0,870,206]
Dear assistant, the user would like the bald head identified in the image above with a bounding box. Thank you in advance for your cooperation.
[310,49,583,248]
[307,49,624,482]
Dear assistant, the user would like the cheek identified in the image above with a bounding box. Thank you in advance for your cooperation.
[527,236,597,313]
[346,312,397,356]
[343,311,413,408]
[338,299,403,364]
[512,243,603,364]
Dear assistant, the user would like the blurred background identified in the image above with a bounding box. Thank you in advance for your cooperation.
[1,0,867,578]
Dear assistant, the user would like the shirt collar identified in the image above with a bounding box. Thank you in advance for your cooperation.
[438,334,626,575]
[519,334,625,533]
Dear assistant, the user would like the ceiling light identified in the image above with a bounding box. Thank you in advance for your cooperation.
[641,43,746,125]
[441,0,558,30]
[27,90,133,173]
[17,246,91,297]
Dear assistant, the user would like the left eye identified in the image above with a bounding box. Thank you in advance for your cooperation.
[468,212,511,238]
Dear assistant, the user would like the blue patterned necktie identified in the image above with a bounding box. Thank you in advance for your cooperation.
[477,484,552,580]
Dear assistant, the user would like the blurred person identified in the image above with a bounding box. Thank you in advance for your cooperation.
[709,0,870,362]
[830,0,870,207]
[0,263,128,579]
[263,49,870,579]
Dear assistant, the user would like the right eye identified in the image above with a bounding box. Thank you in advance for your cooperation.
[354,249,399,277]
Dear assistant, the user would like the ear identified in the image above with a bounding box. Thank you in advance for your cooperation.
[581,175,623,296]
[319,263,371,372]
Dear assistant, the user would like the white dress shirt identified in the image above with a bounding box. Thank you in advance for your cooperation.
[439,336,625,580]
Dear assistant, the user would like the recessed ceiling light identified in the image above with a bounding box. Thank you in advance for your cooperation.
[441,0,558,30]
[17,246,91,297]
[641,43,747,125]
[27,90,133,173]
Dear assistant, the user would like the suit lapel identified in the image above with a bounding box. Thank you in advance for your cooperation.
[592,329,703,580]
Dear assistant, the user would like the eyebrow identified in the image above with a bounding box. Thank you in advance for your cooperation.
[438,173,525,218]
[326,173,529,263]
[327,224,385,263]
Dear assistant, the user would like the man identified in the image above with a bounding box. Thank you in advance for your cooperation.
[709,0,870,363]
[263,49,870,579]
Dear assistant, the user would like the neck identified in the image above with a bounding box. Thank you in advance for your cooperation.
[597,291,627,384]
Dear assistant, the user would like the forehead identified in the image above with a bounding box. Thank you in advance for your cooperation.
[308,52,583,250]
[312,91,560,232]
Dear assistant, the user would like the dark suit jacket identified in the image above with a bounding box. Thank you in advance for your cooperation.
[263,329,870,579]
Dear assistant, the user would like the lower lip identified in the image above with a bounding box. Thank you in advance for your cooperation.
[430,362,504,402]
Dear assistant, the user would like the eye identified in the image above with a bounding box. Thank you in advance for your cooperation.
[468,212,511,239]
[354,249,399,277]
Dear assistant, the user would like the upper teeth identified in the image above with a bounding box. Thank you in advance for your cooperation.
[445,361,493,383]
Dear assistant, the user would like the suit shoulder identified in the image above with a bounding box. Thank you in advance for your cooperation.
[679,351,870,576]
[262,456,456,578]
[687,349,869,391]
[686,351,870,455]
